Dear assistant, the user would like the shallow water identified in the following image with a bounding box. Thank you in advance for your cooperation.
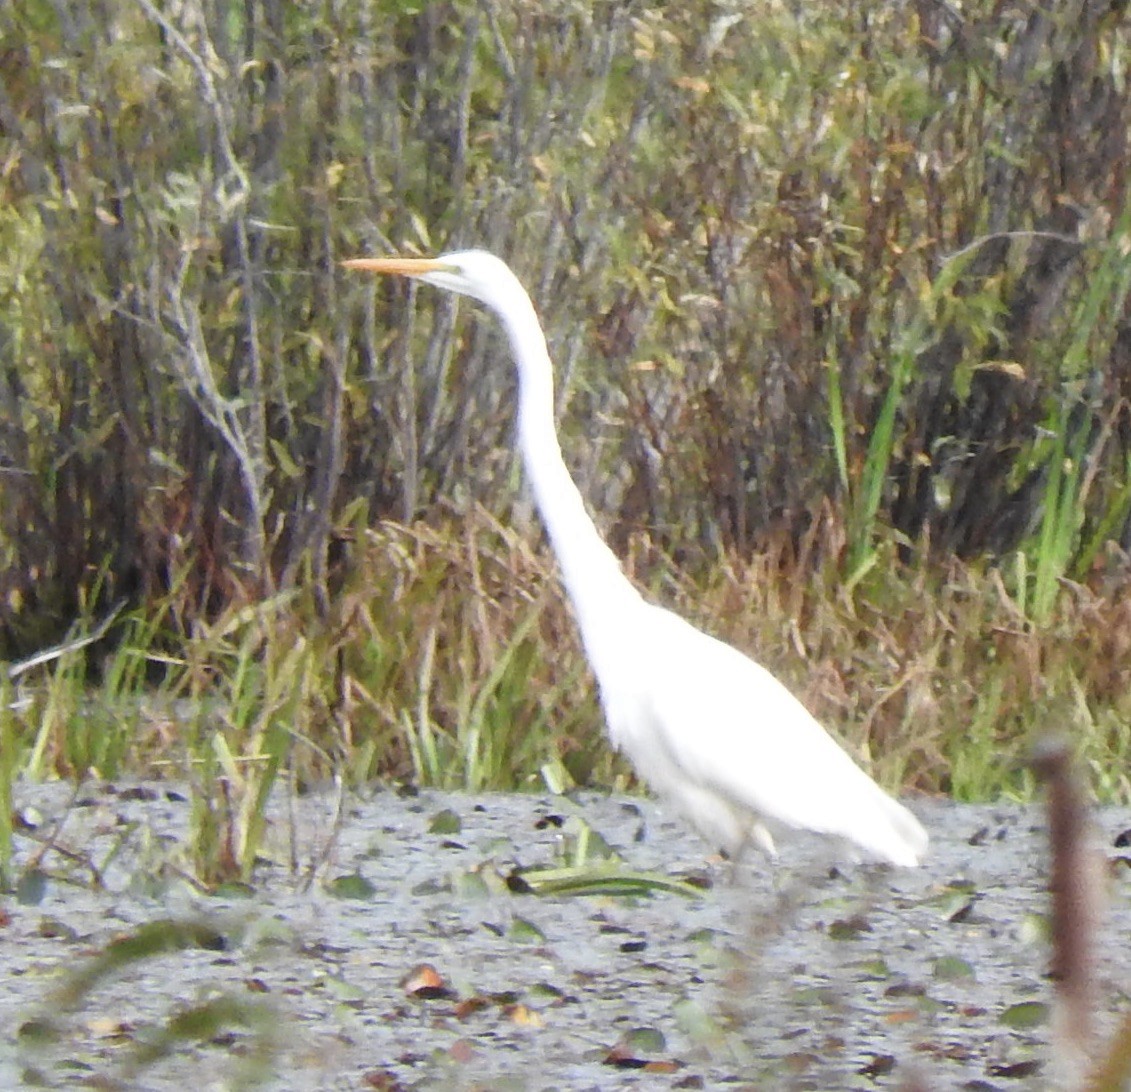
[3,781,1128,1090]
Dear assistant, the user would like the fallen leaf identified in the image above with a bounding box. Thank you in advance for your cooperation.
[988,1060,1042,1078]
[933,955,975,982]
[454,996,490,1020]
[327,872,376,900]
[605,1025,667,1067]
[857,1055,895,1078]
[429,808,462,835]
[505,1003,543,1028]
[400,963,446,997]
[1000,1001,1048,1029]
[828,915,872,940]
[361,1069,405,1091]
[509,916,545,943]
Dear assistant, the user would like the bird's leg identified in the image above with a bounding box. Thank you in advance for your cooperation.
[750,823,778,860]
[715,824,779,888]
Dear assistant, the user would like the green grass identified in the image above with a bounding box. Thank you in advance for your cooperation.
[3,507,1130,888]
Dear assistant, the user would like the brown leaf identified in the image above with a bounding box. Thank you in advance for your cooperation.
[454,996,490,1020]
[361,1068,406,1091]
[400,962,449,998]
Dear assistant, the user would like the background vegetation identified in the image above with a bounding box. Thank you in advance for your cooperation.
[1,0,1130,873]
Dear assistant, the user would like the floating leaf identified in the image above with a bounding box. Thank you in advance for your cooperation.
[429,808,462,835]
[1000,1001,1048,1029]
[509,916,546,943]
[928,884,979,922]
[988,1060,1042,1078]
[400,963,449,999]
[17,1017,59,1044]
[452,869,492,900]
[883,981,928,1003]
[606,1025,666,1063]
[828,915,872,940]
[530,981,567,1001]
[685,927,718,944]
[454,996,490,1020]
[933,955,975,982]
[326,872,376,900]
[212,881,256,899]
[857,1055,896,1078]
[624,1028,666,1052]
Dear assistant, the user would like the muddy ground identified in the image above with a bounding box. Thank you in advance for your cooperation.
[2,781,1129,1090]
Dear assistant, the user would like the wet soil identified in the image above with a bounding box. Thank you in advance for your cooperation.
[3,781,1129,1090]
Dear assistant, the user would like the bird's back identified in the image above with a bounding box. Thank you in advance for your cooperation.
[598,603,927,867]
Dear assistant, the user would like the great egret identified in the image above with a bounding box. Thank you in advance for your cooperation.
[343,249,928,868]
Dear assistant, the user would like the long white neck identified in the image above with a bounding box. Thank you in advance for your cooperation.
[491,290,642,658]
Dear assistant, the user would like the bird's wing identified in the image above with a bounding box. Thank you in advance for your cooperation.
[632,604,925,863]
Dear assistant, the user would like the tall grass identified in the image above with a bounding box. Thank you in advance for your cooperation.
[1028,197,1131,620]
[3,502,1131,885]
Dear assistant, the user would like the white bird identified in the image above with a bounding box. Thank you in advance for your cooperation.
[343,249,928,868]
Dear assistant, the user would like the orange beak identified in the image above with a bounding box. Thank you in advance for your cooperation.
[340,257,446,276]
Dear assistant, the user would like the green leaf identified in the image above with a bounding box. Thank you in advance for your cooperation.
[621,1026,666,1054]
[1000,1001,1048,1029]
[509,916,546,943]
[326,872,377,900]
[933,955,975,982]
[428,808,462,835]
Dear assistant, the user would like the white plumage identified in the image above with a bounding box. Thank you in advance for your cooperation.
[344,249,928,868]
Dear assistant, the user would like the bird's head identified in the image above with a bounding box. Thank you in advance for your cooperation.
[342,248,521,312]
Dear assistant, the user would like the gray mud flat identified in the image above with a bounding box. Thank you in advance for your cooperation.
[2,782,1129,1090]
